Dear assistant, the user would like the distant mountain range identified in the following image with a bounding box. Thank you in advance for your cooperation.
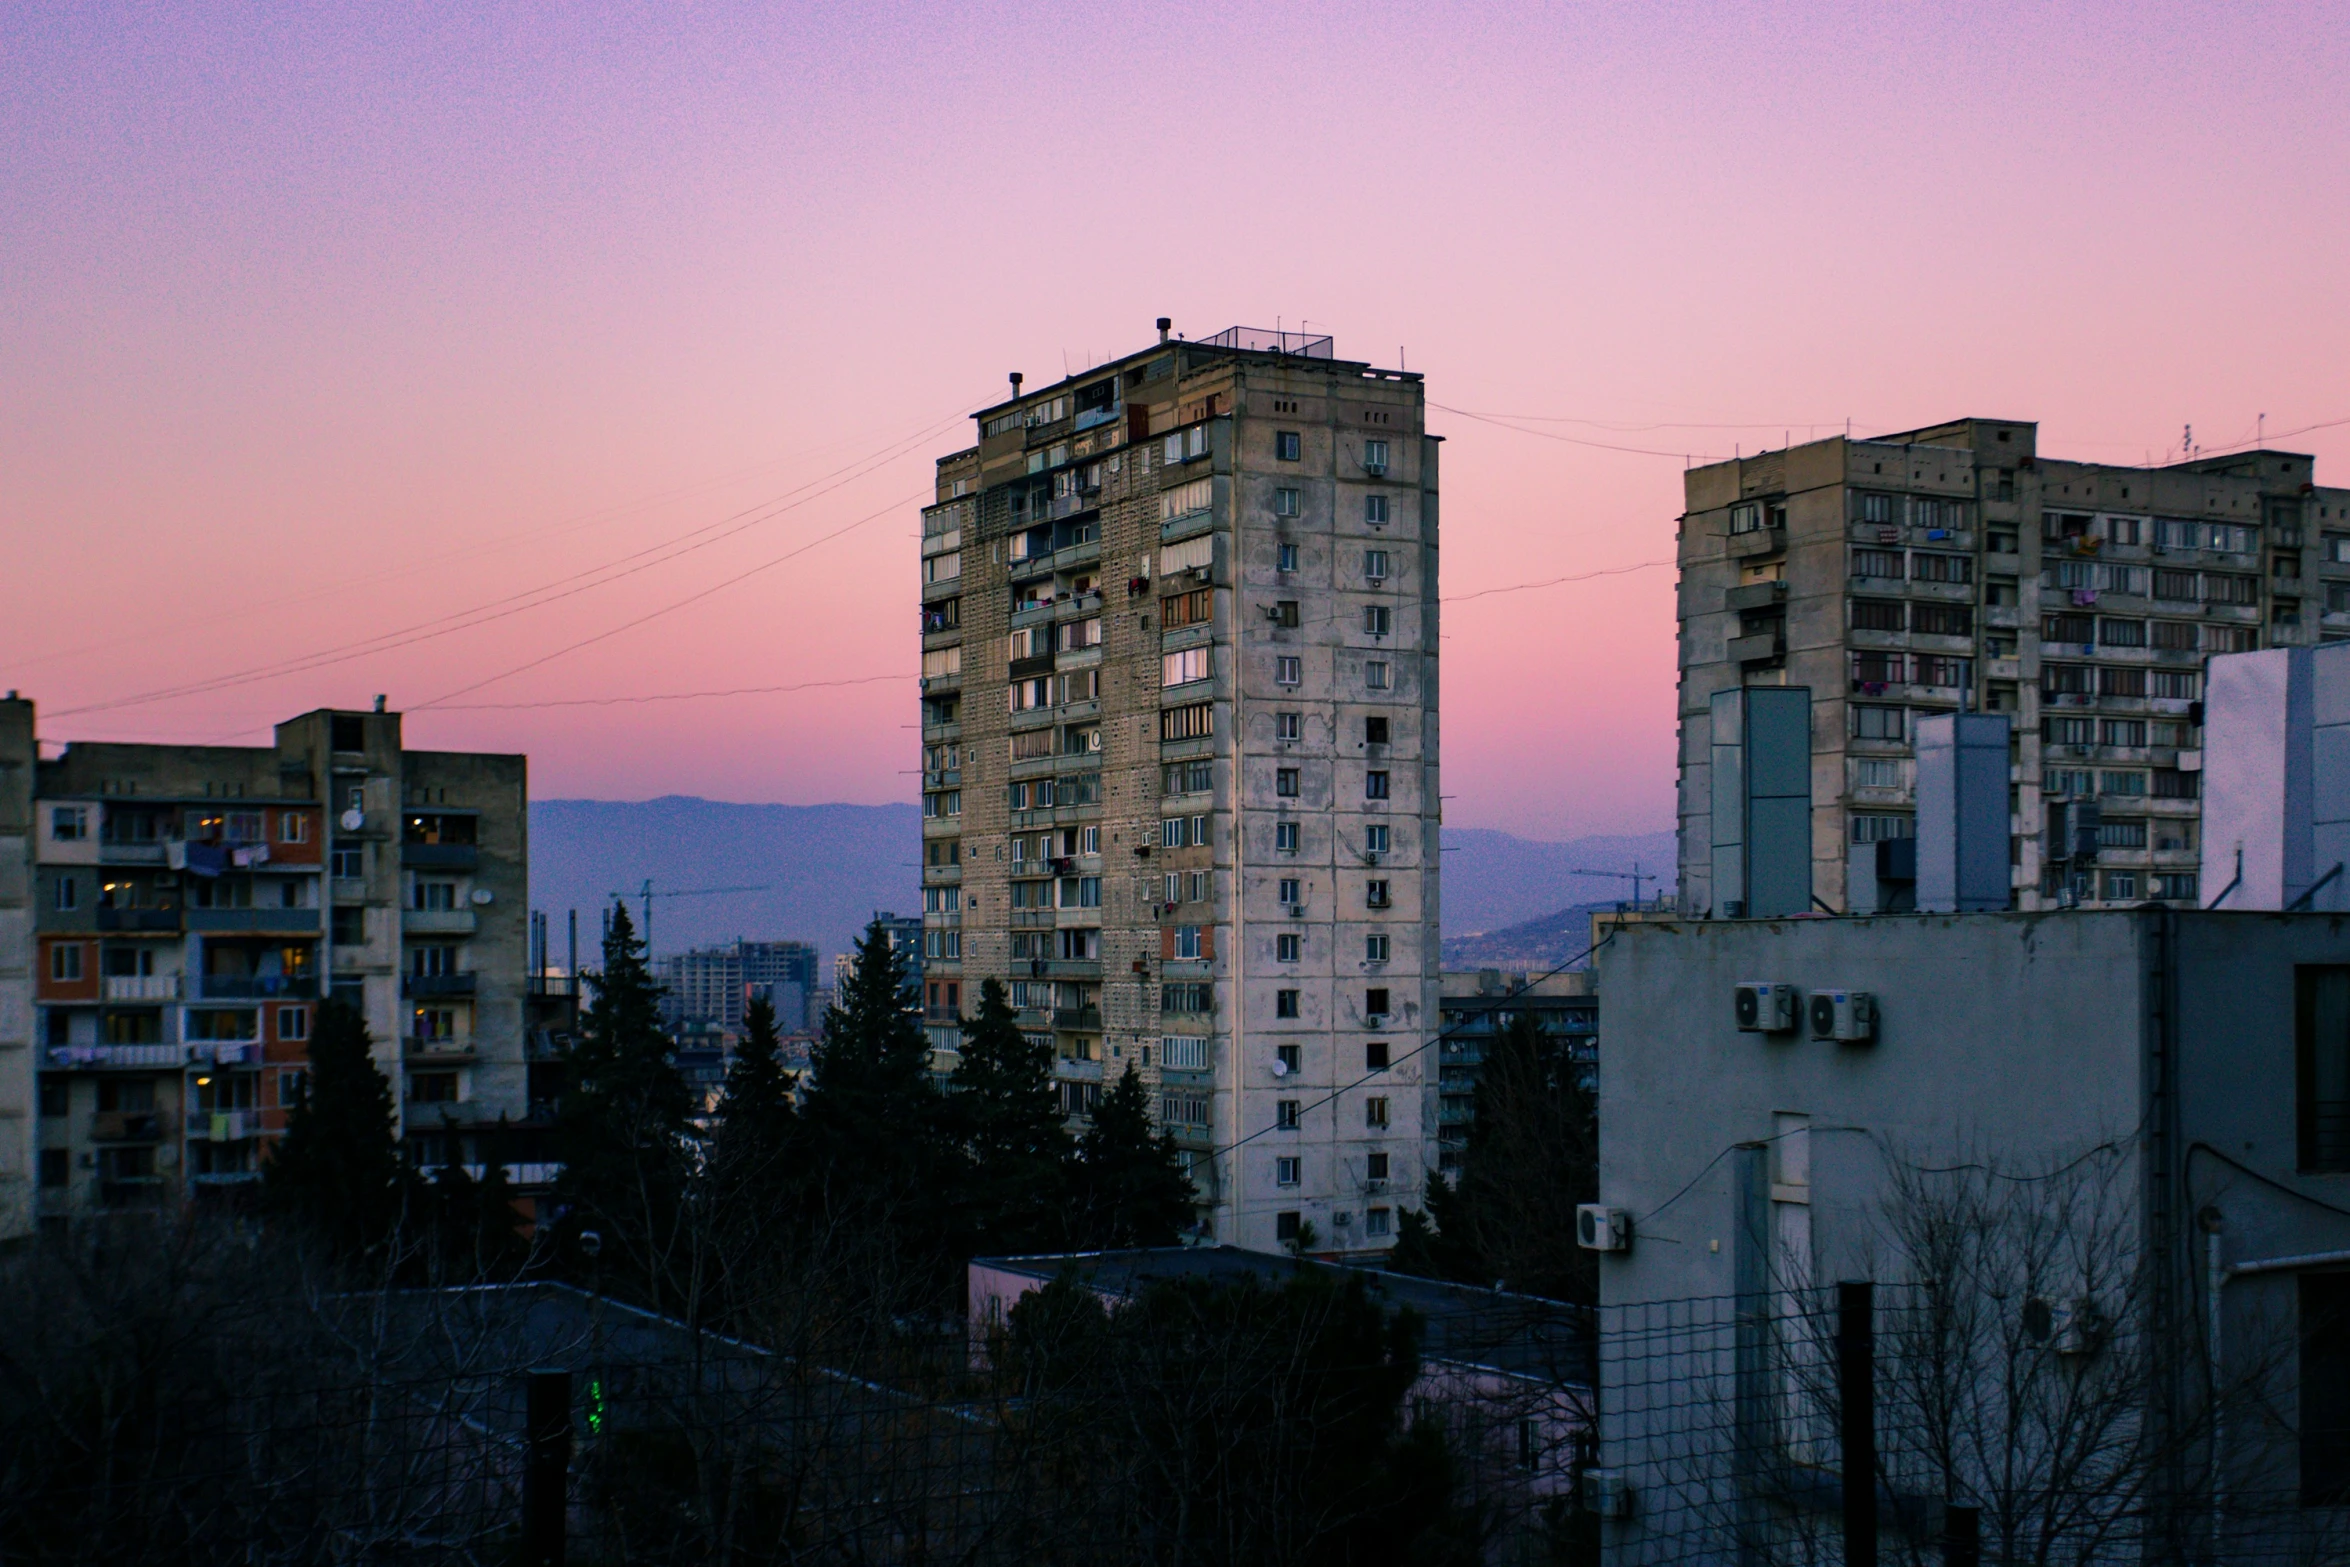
[528,797,1672,973]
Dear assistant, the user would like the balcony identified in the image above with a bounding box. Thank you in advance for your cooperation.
[200,973,319,1000]
[103,973,182,1002]
[403,972,478,999]
[1728,631,1784,665]
[1728,526,1786,560]
[404,908,477,935]
[1052,1005,1104,1030]
[190,1110,262,1142]
[401,843,478,870]
[405,1036,478,1063]
[98,842,169,865]
[96,908,182,933]
[187,907,321,934]
[91,1111,166,1143]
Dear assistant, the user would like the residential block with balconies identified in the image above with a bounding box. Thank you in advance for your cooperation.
[920,322,1441,1258]
[1677,422,2350,914]
[1,696,535,1226]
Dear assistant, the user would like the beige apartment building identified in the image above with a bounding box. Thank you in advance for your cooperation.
[0,696,532,1233]
[1677,422,2350,914]
[919,323,1440,1257]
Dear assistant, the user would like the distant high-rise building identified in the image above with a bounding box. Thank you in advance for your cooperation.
[2,697,534,1234]
[1677,423,2350,914]
[918,322,1439,1257]
[660,939,819,1031]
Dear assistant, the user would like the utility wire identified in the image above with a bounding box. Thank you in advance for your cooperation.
[1430,402,1725,460]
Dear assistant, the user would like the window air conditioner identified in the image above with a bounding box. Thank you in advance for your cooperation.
[1733,982,1799,1033]
[1808,988,1877,1043]
[1576,1204,1632,1252]
[1582,1469,1635,1520]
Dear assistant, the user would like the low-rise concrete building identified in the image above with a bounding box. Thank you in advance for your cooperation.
[1590,910,2350,1562]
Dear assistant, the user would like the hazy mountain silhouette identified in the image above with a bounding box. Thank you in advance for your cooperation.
[529,798,1672,971]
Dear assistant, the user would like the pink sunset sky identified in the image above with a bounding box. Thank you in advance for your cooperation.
[4,2,2346,839]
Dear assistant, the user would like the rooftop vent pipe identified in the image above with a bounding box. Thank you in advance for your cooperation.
[1157,317,1172,343]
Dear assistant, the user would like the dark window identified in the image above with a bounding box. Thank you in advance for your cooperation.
[1365,1041,1390,1070]
[1365,771,1390,800]
[331,715,365,752]
[331,906,366,945]
[2298,967,2350,1173]
[1275,431,1302,462]
[1912,604,1973,637]
[2303,1274,2350,1504]
[1276,768,1300,798]
[39,1079,69,1117]
[1276,1210,1302,1240]
[38,1148,68,1189]
[1852,600,1906,633]
[1365,716,1390,745]
[2043,611,2097,644]
[2152,621,2200,651]
[1273,600,1301,628]
[1276,990,1300,1018]
[1367,1151,1391,1179]
[2100,666,2148,698]
[1366,987,1391,1016]
[1276,1101,1300,1130]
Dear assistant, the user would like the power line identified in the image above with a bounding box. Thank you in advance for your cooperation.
[41,412,965,721]
[1429,402,1726,460]
[431,673,906,711]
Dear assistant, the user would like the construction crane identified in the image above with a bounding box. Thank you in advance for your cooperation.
[1568,863,1658,907]
[606,880,771,954]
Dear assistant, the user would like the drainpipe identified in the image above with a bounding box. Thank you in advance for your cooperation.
[2204,846,2242,910]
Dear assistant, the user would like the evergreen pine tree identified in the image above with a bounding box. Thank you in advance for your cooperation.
[1071,1062,1195,1249]
[706,993,797,1201]
[1389,1010,1596,1303]
[796,918,943,1255]
[553,901,694,1303]
[946,977,1072,1257]
[264,997,406,1261]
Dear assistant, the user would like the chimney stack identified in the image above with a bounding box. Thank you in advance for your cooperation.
[373,694,387,713]
[1157,317,1172,344]
[1009,372,1023,396]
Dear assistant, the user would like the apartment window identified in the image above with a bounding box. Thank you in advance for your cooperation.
[1162,647,1210,687]
[1273,600,1301,628]
[1161,703,1214,742]
[1363,606,1392,636]
[2152,871,2200,900]
[1276,431,1302,462]
[1852,599,1906,633]
[1161,818,1185,849]
[1365,1207,1392,1237]
[925,790,962,817]
[330,846,363,879]
[1163,759,1214,796]
[1163,587,1214,629]
[2302,1274,2350,1503]
[1366,661,1391,690]
[1276,821,1299,853]
[1365,494,1390,524]
[1175,925,1202,960]
[2300,967,2350,1176]
[1366,1041,1390,1071]
[1851,548,1902,579]
[1276,1101,1300,1130]
[1277,768,1300,798]
[2209,625,2260,654]
[2102,871,2140,901]
[50,806,88,841]
[1367,880,1392,909]
[1365,715,1390,745]
[1365,987,1390,1018]
[410,1071,459,1105]
[1912,552,1973,585]
[1161,1035,1208,1071]
[1365,1096,1391,1129]
[1366,825,1390,853]
[1277,542,1299,572]
[1275,656,1302,686]
[1277,933,1301,962]
[1855,758,1899,788]
[1160,982,1213,1014]
[1364,549,1390,581]
[1276,711,1301,741]
[414,881,458,912]
[40,1078,69,1118]
[1160,872,1180,903]
[1730,502,1763,535]
[1366,934,1391,962]
[1279,877,1302,906]
[1364,439,1390,472]
[2098,819,2149,850]
[1081,826,1098,853]
[1365,771,1391,800]
[2152,670,2200,700]
[1858,493,1894,525]
[1190,814,1209,846]
[1913,604,1973,637]
[1275,1157,1302,1187]
[2100,666,2149,699]
[1276,989,1300,1018]
[331,906,366,944]
[1273,487,1301,517]
[53,876,76,912]
[50,944,83,982]
[1851,814,1913,845]
[2100,771,2147,798]
[2101,719,2148,748]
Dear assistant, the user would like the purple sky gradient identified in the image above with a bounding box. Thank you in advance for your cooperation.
[5,3,2346,837]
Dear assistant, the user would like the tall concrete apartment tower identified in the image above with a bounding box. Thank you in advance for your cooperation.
[919,323,1439,1257]
[1677,421,2350,914]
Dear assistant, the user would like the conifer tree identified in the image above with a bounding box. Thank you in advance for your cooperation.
[553,901,693,1302]
[1071,1062,1195,1249]
[796,918,941,1243]
[706,993,797,1200]
[946,977,1072,1256]
[265,996,407,1261]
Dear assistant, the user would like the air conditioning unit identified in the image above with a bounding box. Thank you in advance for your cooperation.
[1581,1468,1635,1520]
[1576,1203,1632,1252]
[1733,982,1799,1033]
[1363,461,1388,477]
[1808,988,1877,1043]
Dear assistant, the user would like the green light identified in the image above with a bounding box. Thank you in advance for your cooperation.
[586,1376,605,1435]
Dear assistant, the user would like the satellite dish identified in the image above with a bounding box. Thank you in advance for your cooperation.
[1270,1058,1288,1077]
[339,809,365,832]
[470,887,494,906]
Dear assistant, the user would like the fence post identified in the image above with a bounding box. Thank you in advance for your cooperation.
[1943,1503,1980,1567]
[525,1368,572,1567]
[1839,1281,1877,1567]
[1732,1143,1771,1567]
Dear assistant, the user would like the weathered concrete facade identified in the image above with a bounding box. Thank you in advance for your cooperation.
[5,699,531,1223]
[920,325,1440,1256]
[1678,424,2350,914]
